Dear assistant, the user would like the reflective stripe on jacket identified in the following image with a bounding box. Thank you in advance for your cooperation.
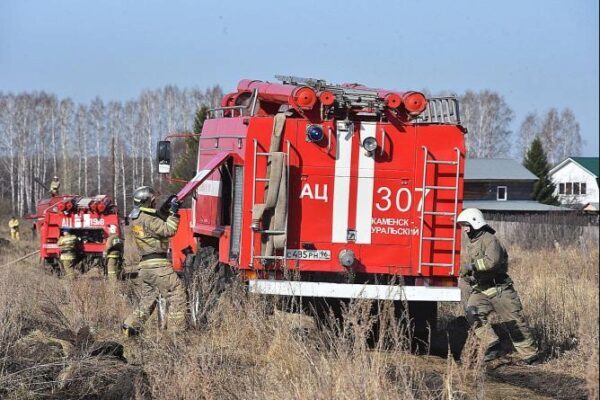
[58,234,79,253]
[464,230,509,289]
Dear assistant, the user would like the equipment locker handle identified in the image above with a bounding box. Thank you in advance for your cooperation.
[380,127,386,156]
[327,127,333,153]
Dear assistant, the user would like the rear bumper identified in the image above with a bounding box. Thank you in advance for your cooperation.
[248,280,460,302]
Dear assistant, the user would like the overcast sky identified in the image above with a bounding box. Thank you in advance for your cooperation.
[1,0,598,156]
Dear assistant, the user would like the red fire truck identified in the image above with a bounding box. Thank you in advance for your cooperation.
[33,194,122,274]
[159,76,465,325]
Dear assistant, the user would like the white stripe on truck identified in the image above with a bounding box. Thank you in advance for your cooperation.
[355,122,376,244]
[331,121,353,243]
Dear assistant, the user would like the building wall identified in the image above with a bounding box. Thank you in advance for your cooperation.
[464,181,535,201]
[551,162,599,204]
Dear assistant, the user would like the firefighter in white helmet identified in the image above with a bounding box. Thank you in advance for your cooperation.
[457,208,539,365]
[103,224,123,281]
[122,186,186,335]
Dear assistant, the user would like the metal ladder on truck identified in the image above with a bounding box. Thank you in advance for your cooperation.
[249,139,291,267]
[417,146,462,276]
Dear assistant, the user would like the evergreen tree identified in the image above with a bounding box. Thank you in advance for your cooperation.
[169,106,209,193]
[523,137,559,205]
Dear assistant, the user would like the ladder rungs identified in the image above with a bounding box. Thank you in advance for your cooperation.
[426,160,458,165]
[423,211,454,216]
[258,230,286,234]
[256,152,272,156]
[422,237,454,241]
[255,178,270,182]
[425,185,457,190]
[421,262,454,267]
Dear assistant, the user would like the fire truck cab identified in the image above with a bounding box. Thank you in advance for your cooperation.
[160,76,465,317]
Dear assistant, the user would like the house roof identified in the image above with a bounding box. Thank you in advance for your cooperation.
[570,157,599,177]
[465,159,538,181]
[549,157,599,177]
[463,200,570,212]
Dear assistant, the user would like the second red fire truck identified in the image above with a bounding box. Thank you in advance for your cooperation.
[159,76,466,326]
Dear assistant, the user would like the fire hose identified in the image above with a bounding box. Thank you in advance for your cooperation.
[252,112,289,257]
[0,250,41,269]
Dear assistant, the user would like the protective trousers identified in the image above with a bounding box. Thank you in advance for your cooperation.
[466,284,537,360]
[10,228,19,240]
[124,259,186,332]
[106,256,121,281]
[60,253,77,279]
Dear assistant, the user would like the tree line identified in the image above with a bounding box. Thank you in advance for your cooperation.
[0,85,582,216]
[0,85,223,216]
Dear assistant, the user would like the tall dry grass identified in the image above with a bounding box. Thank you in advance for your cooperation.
[0,218,598,399]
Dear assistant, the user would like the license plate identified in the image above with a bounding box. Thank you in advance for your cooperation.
[286,249,331,260]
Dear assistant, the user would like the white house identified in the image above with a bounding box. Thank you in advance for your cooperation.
[549,157,599,208]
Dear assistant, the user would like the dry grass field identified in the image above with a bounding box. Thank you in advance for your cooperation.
[0,219,597,399]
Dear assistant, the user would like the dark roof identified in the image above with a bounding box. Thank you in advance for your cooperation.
[570,157,599,177]
[465,159,538,181]
[463,200,570,212]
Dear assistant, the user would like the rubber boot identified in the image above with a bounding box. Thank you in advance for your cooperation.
[484,342,505,362]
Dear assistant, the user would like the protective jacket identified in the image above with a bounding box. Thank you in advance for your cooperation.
[104,234,123,258]
[58,233,80,258]
[463,230,510,291]
[8,218,19,230]
[131,207,180,257]
[50,179,60,195]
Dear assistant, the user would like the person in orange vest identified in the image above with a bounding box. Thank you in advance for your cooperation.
[8,217,20,241]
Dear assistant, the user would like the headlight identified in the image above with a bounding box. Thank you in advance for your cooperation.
[306,124,324,142]
[362,137,378,152]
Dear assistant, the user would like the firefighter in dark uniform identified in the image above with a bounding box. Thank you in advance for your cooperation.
[57,227,81,279]
[122,186,186,335]
[103,224,123,281]
[457,208,539,364]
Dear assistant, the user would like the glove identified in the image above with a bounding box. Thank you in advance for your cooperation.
[169,198,182,214]
[460,263,476,277]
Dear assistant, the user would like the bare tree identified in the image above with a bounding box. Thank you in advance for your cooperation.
[460,90,514,158]
[89,98,105,194]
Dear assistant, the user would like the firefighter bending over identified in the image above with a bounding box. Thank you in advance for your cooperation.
[58,228,81,279]
[104,224,123,281]
[457,208,539,365]
[122,186,186,336]
[50,176,60,196]
[8,217,20,241]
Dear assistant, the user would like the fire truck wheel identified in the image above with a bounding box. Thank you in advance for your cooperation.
[185,245,234,328]
[407,301,438,349]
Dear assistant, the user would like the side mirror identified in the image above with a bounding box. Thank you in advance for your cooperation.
[157,141,172,174]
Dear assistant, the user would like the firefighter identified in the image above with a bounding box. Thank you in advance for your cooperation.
[457,208,539,365]
[122,186,186,336]
[50,176,60,196]
[8,217,20,241]
[57,227,81,279]
[103,224,123,281]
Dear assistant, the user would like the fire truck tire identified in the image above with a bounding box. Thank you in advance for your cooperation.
[407,301,438,343]
[185,245,234,328]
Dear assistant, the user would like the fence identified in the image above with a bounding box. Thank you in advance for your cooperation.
[482,212,599,249]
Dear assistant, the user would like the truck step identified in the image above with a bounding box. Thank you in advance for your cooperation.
[258,230,286,234]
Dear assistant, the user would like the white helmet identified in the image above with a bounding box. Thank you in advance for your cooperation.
[457,208,487,230]
[108,225,117,234]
